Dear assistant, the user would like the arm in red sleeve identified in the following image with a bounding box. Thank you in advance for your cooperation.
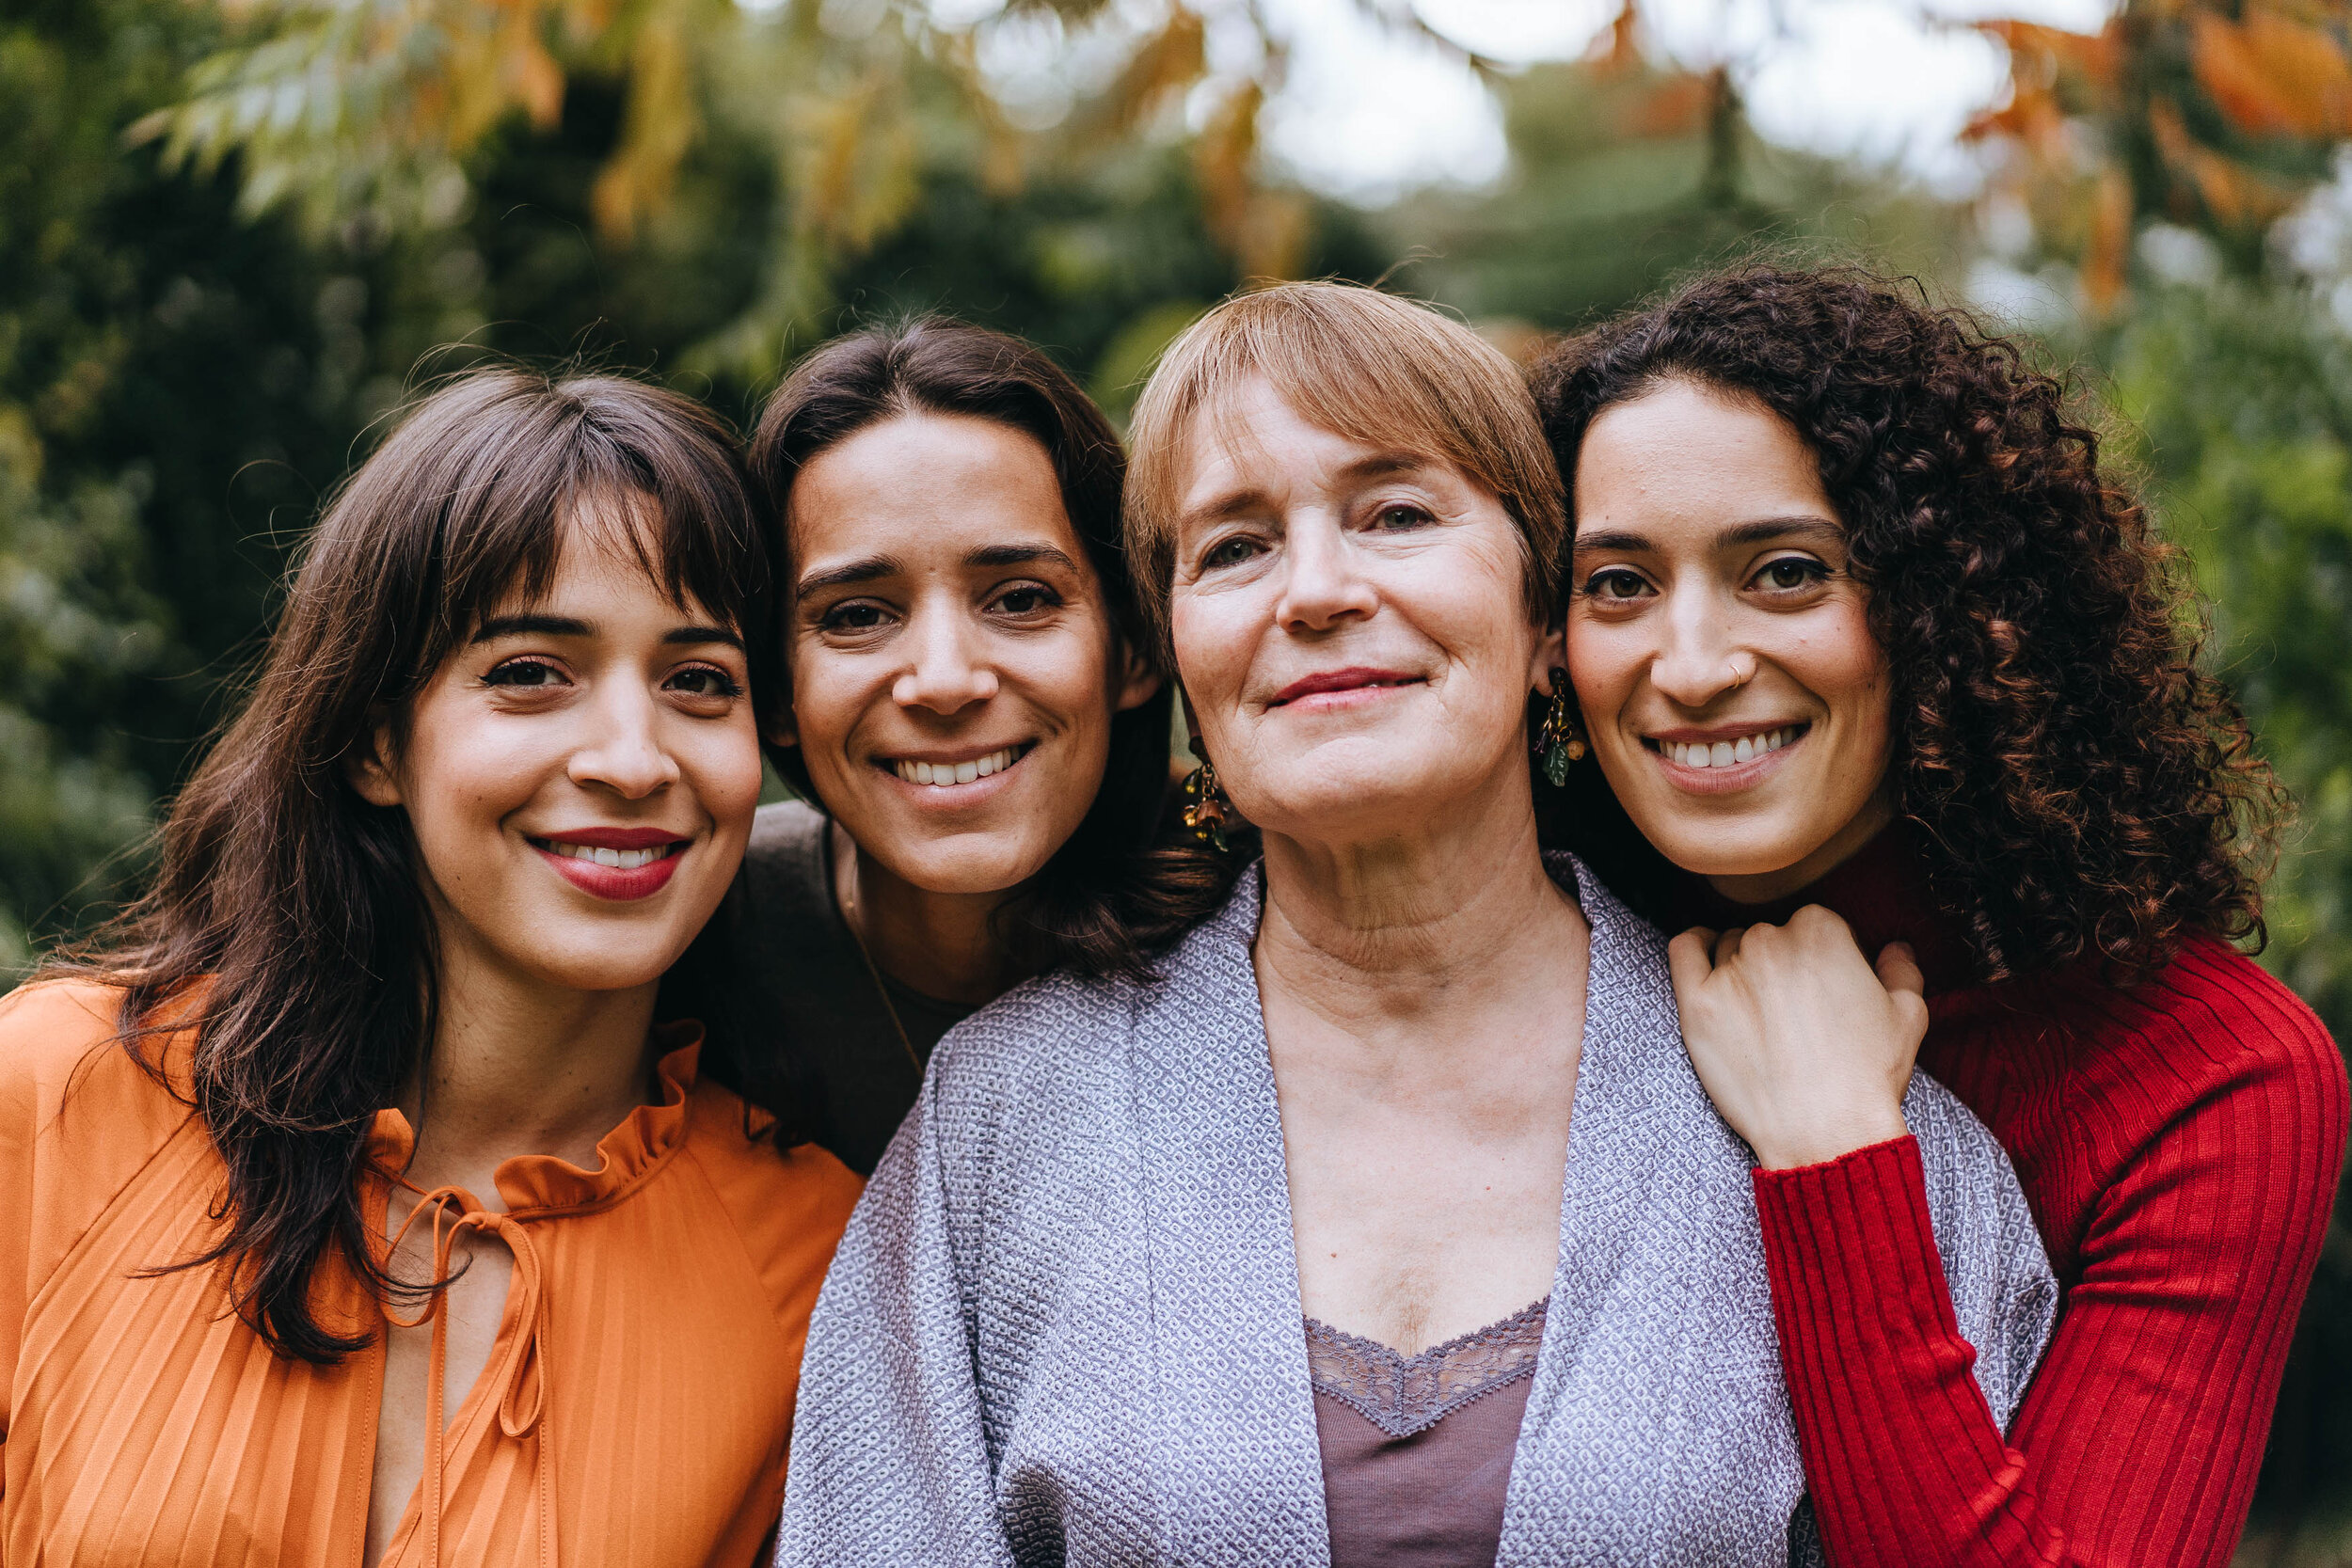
[1752,1009,2348,1568]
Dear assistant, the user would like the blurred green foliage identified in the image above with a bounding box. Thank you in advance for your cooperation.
[2096,280,2352,1551]
[8,0,2352,1546]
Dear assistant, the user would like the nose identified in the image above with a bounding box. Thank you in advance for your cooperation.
[1274,515,1377,633]
[891,601,1001,716]
[1648,583,1750,711]
[570,687,680,800]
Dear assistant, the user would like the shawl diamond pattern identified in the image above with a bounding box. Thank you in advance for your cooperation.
[777,856,2058,1567]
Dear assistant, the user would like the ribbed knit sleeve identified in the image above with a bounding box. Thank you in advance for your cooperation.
[1753,942,2349,1568]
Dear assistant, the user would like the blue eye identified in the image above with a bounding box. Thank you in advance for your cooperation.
[1203,536,1263,570]
[1372,504,1431,530]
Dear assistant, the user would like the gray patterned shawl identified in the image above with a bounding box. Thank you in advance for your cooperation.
[778,855,2057,1568]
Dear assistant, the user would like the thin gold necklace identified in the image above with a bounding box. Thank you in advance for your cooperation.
[839,863,922,1076]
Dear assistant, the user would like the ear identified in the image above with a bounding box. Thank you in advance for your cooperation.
[1112,641,1163,715]
[345,711,404,808]
[1532,620,1569,696]
[765,712,799,749]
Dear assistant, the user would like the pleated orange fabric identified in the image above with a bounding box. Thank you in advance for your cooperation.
[0,980,863,1568]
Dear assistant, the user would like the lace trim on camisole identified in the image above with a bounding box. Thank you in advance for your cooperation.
[1303,1297,1550,1440]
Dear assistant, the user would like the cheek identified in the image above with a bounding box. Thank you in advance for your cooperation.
[1169,594,1251,719]
[1565,615,1640,718]
[688,720,767,827]
[1794,606,1893,745]
[398,700,544,844]
[786,644,872,764]
[1019,621,1122,723]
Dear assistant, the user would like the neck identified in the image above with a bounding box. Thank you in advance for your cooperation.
[832,821,1025,1006]
[401,928,662,1206]
[1254,768,1582,1027]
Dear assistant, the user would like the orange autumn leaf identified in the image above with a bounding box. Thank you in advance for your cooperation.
[2083,161,2133,313]
[1625,71,1714,138]
[2190,7,2352,138]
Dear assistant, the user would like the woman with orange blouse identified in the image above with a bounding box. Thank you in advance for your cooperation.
[0,367,860,1566]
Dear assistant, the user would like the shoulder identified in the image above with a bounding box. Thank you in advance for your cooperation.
[0,980,208,1299]
[730,800,831,933]
[0,978,184,1127]
[2058,936,2344,1125]
[926,965,1144,1124]
[746,799,828,868]
[681,1078,865,1317]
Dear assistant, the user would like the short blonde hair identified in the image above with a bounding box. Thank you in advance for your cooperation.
[1123,281,1565,660]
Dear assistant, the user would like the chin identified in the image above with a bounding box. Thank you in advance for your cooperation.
[1646,823,1815,881]
[877,835,1054,897]
[526,945,683,995]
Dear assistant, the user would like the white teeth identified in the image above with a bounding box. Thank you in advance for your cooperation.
[894,747,1024,787]
[544,841,672,869]
[1664,727,1800,768]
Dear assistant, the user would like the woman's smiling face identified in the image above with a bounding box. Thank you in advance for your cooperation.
[780,411,1158,896]
[352,502,763,995]
[1566,379,1895,903]
[1167,377,1558,847]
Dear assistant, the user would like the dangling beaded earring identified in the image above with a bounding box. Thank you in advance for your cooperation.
[1534,668,1587,788]
[1180,736,1233,852]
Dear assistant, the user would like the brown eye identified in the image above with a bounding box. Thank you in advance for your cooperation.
[820,601,890,633]
[1584,569,1649,600]
[991,583,1059,616]
[485,657,564,688]
[1756,558,1828,592]
[665,666,743,699]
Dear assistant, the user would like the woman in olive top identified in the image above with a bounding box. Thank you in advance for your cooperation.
[693,320,1170,1173]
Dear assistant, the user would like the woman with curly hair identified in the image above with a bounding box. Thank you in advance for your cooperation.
[1533,264,2348,1566]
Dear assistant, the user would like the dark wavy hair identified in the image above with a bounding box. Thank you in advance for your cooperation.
[1531,264,2284,985]
[746,316,1175,976]
[45,365,780,1363]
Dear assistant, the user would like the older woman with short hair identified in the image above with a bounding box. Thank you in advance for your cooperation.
[776,283,2056,1568]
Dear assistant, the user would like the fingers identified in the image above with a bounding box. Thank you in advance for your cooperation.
[1667,928,1717,994]
[1712,926,1746,965]
[1788,903,1855,943]
[1875,940,1926,1000]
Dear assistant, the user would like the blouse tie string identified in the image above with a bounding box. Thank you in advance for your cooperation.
[386,1186,559,1568]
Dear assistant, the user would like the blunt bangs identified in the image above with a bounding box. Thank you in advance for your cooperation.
[319,369,772,726]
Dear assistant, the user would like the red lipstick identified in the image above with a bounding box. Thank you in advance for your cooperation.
[529,828,691,901]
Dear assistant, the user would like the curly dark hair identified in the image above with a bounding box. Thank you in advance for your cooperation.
[1530,263,2284,985]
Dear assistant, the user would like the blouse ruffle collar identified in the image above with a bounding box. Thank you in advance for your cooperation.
[364,1022,704,1218]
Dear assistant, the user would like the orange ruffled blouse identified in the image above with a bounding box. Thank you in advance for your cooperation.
[0,980,863,1568]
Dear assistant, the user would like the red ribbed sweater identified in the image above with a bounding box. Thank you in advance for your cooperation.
[1681,830,2349,1568]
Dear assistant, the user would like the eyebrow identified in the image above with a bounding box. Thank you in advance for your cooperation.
[471,613,592,643]
[1181,451,1438,528]
[966,543,1080,572]
[1572,515,1845,553]
[795,543,1082,596]
[469,613,742,650]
